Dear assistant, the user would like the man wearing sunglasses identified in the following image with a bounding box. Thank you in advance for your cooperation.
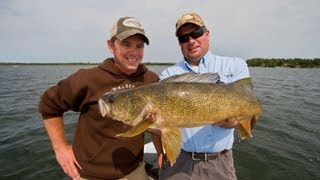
[159,12,250,180]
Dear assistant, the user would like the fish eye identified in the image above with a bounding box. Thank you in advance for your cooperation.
[107,94,115,103]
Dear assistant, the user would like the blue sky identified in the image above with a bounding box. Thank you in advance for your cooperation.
[0,0,319,63]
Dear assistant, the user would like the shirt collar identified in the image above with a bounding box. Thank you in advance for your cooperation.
[183,51,212,72]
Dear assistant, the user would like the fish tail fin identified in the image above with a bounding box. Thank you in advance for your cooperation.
[237,115,258,140]
[116,119,154,137]
[161,127,182,166]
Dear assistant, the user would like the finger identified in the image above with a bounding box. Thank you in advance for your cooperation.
[158,153,164,169]
[67,157,80,178]
[74,157,82,170]
[212,122,223,126]
[228,118,239,126]
[61,161,79,179]
[70,166,80,179]
[62,164,73,178]
[61,164,68,174]
[158,159,162,169]
[72,174,80,180]
[70,165,80,178]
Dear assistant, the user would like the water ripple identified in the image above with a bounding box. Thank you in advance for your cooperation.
[1,66,320,179]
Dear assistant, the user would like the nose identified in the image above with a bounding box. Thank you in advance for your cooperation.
[128,47,140,57]
[186,36,197,44]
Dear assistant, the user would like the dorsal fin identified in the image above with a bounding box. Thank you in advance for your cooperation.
[161,72,221,83]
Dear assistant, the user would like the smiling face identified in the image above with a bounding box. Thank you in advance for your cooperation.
[108,34,145,75]
[177,23,210,66]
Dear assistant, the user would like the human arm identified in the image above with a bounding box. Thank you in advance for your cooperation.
[147,129,164,169]
[43,117,82,180]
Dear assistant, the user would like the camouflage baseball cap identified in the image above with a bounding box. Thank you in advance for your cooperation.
[175,12,205,36]
[110,16,149,45]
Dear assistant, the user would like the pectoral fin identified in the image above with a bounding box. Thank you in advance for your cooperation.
[161,127,182,166]
[116,119,155,137]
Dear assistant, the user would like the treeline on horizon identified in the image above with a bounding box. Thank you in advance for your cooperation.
[1,58,320,68]
[0,62,176,66]
[246,58,320,68]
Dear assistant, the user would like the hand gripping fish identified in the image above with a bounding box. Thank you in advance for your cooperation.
[98,72,262,166]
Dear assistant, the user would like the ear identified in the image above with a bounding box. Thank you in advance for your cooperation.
[107,40,114,54]
[206,29,210,36]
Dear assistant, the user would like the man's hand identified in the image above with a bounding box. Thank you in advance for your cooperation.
[54,144,82,180]
[157,152,165,169]
[148,128,164,169]
[212,118,240,128]
[43,117,82,180]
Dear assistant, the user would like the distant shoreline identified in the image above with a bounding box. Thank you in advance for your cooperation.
[0,62,175,66]
[0,58,319,68]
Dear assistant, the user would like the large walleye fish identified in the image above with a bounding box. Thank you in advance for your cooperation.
[98,73,262,165]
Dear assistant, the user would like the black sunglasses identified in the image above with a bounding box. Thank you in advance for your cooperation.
[178,26,207,44]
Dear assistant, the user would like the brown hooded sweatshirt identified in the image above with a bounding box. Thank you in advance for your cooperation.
[39,58,159,179]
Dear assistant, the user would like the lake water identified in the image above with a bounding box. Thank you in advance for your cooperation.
[0,65,319,179]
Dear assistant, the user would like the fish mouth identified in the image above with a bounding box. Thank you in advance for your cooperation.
[98,98,110,117]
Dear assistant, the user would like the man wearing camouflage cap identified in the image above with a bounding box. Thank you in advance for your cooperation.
[39,16,161,180]
[159,12,250,180]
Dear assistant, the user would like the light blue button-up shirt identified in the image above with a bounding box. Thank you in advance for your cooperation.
[159,51,250,153]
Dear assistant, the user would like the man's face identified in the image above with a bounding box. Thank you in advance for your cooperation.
[177,24,210,66]
[109,34,145,75]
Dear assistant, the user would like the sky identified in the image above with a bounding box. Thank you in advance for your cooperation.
[0,0,319,63]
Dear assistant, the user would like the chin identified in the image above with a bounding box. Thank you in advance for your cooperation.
[127,62,140,68]
[126,65,139,72]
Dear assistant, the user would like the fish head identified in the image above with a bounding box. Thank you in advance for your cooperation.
[98,90,149,126]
